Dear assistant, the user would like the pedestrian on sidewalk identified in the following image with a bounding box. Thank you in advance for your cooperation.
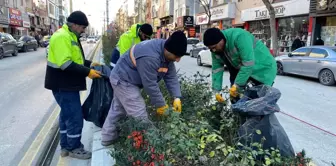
[110,23,153,68]
[203,28,277,103]
[101,31,187,146]
[44,11,102,160]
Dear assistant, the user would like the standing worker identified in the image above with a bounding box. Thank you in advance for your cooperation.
[44,11,101,159]
[101,31,187,146]
[110,23,153,67]
[203,28,277,102]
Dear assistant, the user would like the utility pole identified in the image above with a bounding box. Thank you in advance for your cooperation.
[106,0,109,27]
[69,0,73,13]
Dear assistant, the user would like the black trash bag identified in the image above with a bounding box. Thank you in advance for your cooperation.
[82,65,113,128]
[232,85,295,157]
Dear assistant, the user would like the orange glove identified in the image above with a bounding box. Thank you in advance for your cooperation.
[156,105,169,116]
[215,93,225,103]
[173,98,182,113]
[88,69,101,79]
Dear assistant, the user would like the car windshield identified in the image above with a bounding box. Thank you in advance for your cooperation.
[19,36,25,41]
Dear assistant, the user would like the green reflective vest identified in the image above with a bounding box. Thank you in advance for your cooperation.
[116,23,143,55]
[47,24,84,68]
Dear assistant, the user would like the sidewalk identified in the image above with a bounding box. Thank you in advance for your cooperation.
[50,44,115,166]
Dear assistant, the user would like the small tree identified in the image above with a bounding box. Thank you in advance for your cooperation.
[262,0,278,56]
[198,0,212,27]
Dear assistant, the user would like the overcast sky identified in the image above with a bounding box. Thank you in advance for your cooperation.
[73,0,122,34]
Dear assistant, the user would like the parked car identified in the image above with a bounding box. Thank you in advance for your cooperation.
[0,33,18,59]
[275,46,336,86]
[197,49,212,66]
[186,38,200,54]
[17,36,38,52]
[40,35,50,47]
[190,42,207,58]
[87,36,96,43]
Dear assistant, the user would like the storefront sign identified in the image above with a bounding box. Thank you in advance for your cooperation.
[9,8,22,26]
[183,16,193,27]
[0,6,9,25]
[211,3,235,21]
[241,0,309,21]
[188,27,196,37]
[177,16,183,27]
[254,5,285,19]
[316,0,336,13]
[22,13,30,28]
[196,13,209,25]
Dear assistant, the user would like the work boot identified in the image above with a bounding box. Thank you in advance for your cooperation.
[60,149,69,157]
[69,148,92,160]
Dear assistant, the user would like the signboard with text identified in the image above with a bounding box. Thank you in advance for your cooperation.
[9,8,22,26]
[241,0,309,21]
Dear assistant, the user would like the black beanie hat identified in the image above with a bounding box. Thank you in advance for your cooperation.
[164,31,187,57]
[203,28,224,46]
[67,11,89,26]
[139,23,153,36]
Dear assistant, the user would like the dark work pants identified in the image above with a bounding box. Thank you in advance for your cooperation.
[110,48,120,68]
[52,90,83,151]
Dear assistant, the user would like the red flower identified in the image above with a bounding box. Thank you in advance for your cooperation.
[159,154,164,161]
[151,153,156,159]
[151,147,155,153]
[149,162,155,166]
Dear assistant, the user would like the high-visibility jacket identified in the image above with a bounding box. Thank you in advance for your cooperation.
[45,24,92,91]
[212,28,277,91]
[116,23,143,55]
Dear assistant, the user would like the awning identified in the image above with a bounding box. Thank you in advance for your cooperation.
[16,27,26,31]
[0,24,9,28]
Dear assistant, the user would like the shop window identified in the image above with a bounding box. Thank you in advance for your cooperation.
[277,16,308,53]
[309,48,328,58]
[291,47,309,57]
[249,20,271,48]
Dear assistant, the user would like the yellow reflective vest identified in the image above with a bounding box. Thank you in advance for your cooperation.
[45,24,91,91]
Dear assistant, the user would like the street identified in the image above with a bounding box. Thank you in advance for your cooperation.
[176,56,336,166]
[0,43,96,166]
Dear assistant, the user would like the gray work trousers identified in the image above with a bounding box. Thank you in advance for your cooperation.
[101,78,148,142]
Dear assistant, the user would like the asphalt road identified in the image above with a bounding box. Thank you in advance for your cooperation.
[175,56,336,166]
[0,43,96,166]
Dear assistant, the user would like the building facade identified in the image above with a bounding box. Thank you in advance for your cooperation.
[241,0,310,52]
[309,0,336,46]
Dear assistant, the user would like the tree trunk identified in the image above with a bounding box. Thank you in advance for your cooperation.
[262,0,278,56]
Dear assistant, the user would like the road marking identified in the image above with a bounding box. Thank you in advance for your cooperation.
[18,106,60,166]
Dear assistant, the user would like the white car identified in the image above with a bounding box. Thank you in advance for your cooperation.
[197,49,212,66]
[186,38,200,54]
[86,36,96,43]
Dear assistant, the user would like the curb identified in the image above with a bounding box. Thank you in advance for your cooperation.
[17,41,101,166]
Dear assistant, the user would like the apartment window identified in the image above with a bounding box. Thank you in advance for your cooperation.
[186,6,190,16]
[49,3,55,15]
[175,9,178,18]
[21,0,23,6]
[178,7,182,17]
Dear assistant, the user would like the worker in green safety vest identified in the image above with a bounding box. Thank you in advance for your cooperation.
[203,28,277,102]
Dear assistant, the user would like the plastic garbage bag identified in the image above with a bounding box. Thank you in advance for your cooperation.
[232,85,295,157]
[82,65,113,128]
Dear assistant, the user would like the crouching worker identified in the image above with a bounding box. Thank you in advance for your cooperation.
[101,31,187,146]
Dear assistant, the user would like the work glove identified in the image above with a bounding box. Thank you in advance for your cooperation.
[88,69,102,79]
[215,93,225,103]
[173,98,182,113]
[156,105,169,116]
[90,62,101,67]
[229,84,239,98]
